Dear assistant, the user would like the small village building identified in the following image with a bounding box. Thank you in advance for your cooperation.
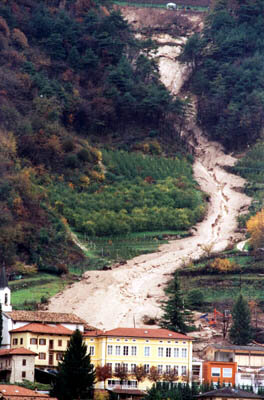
[0,384,57,400]
[203,361,237,387]
[0,348,36,383]
[195,387,264,400]
[204,345,264,391]
[10,323,74,369]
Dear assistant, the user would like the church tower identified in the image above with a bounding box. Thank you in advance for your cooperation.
[0,267,12,312]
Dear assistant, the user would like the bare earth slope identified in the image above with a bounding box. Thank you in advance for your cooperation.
[47,9,251,329]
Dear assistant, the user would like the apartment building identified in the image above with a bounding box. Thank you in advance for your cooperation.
[10,323,74,369]
[84,327,193,392]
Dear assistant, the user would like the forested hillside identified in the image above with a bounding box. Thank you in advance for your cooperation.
[182,0,264,149]
[0,0,205,275]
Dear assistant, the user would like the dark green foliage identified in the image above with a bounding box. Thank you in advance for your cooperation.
[0,303,2,347]
[159,272,193,334]
[51,329,95,400]
[186,289,205,310]
[184,0,264,149]
[229,294,252,345]
[144,382,195,400]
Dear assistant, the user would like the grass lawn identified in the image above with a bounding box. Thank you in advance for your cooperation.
[10,273,73,310]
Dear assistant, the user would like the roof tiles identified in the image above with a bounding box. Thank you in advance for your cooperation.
[10,323,74,335]
[5,311,85,324]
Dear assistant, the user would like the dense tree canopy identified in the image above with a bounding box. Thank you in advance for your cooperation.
[183,0,264,149]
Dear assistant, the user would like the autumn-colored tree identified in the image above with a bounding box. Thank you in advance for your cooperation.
[162,368,179,383]
[114,364,128,384]
[210,258,236,273]
[12,28,29,48]
[148,366,161,383]
[133,365,147,383]
[96,365,112,389]
[247,209,264,250]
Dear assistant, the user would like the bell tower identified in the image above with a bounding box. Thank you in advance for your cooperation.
[0,266,12,312]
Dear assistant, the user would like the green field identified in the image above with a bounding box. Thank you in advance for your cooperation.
[10,274,73,310]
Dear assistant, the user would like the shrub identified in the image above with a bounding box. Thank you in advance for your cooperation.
[77,149,90,162]
[187,289,205,310]
[210,258,237,273]
[12,28,28,48]
[62,139,75,152]
[64,154,79,169]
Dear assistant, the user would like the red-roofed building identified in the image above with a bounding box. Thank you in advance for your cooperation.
[0,384,57,400]
[83,327,193,392]
[0,348,36,383]
[10,324,74,369]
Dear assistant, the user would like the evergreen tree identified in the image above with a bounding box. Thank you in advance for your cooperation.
[159,272,192,334]
[229,294,252,345]
[0,303,2,347]
[51,329,95,400]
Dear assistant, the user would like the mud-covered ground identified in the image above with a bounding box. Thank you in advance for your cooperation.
[47,8,251,330]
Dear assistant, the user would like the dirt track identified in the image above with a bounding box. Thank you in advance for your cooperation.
[47,10,252,329]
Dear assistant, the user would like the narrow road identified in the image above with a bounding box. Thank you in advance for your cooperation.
[47,32,251,330]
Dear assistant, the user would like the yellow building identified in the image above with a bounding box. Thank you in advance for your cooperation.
[84,327,193,392]
[10,323,74,368]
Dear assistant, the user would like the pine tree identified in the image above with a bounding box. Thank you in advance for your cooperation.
[0,303,2,347]
[159,272,192,334]
[51,329,95,400]
[229,294,252,345]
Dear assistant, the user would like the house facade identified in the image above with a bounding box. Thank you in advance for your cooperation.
[10,323,74,369]
[0,348,36,383]
[84,327,193,391]
[204,344,264,391]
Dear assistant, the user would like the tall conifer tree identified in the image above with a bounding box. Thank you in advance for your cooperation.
[51,329,95,400]
[159,272,192,334]
[229,294,252,345]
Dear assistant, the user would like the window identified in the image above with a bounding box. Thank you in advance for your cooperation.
[174,348,179,358]
[13,338,18,345]
[58,340,62,347]
[67,340,70,347]
[144,347,150,357]
[212,367,220,377]
[4,293,8,305]
[30,338,37,345]
[39,353,46,360]
[108,345,113,355]
[115,346,121,355]
[89,346,95,356]
[166,348,171,358]
[181,366,187,376]
[192,365,200,377]
[223,368,232,378]
[131,346,137,356]
[123,346,129,356]
[56,353,64,361]
[165,365,171,373]
[129,381,137,388]
[22,371,26,378]
[115,363,121,372]
[181,348,187,358]
[131,364,136,373]
[123,363,128,372]
[158,365,163,374]
[158,347,164,357]
[173,366,179,375]
[144,364,150,373]
[22,359,26,366]
[107,363,112,372]
[20,338,23,345]
[39,339,46,345]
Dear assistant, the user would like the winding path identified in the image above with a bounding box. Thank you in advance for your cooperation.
[47,29,252,330]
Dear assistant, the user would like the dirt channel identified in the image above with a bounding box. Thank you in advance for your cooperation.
[47,8,252,329]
